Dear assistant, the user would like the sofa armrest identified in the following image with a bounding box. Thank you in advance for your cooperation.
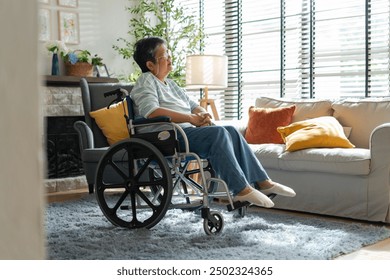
[214,119,248,136]
[74,120,95,152]
[368,123,390,221]
[370,123,390,169]
[133,116,171,125]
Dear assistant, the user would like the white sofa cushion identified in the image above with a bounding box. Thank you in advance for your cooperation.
[255,97,333,123]
[250,144,285,169]
[332,98,390,148]
[278,148,370,175]
[252,144,370,175]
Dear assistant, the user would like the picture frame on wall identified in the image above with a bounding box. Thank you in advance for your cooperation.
[57,0,78,8]
[58,11,79,44]
[38,9,51,42]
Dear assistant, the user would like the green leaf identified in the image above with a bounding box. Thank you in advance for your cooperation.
[112,0,206,86]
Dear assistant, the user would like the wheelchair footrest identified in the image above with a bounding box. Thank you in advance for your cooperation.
[226,201,250,212]
[226,194,276,212]
[268,193,276,200]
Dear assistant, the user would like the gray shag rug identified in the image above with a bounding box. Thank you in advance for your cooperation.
[45,195,390,260]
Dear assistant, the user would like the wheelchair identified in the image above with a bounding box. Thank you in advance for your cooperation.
[94,87,260,235]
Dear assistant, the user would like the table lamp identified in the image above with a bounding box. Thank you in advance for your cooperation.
[185,54,228,120]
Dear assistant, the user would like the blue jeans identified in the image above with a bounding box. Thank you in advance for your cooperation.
[177,125,269,195]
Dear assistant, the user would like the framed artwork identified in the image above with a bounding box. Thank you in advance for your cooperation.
[57,0,78,8]
[58,11,79,44]
[38,9,51,42]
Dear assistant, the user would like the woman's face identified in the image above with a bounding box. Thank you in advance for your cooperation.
[147,44,172,81]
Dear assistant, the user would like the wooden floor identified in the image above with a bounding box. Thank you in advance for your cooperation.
[46,188,390,260]
[46,188,90,203]
[336,238,390,260]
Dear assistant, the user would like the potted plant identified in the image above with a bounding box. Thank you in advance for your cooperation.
[63,49,103,77]
[46,41,104,77]
[113,0,205,86]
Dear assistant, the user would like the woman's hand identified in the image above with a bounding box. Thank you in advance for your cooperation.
[189,112,213,127]
[148,107,212,126]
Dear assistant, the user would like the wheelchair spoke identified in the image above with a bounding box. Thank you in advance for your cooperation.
[136,190,158,211]
[110,190,129,214]
[133,158,153,181]
[130,190,139,226]
[107,159,129,181]
[99,182,126,191]
[124,144,136,176]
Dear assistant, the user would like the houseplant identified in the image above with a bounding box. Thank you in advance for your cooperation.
[63,49,103,77]
[46,41,103,77]
[113,0,205,86]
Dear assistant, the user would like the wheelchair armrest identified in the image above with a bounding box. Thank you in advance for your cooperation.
[74,120,95,151]
[133,116,171,125]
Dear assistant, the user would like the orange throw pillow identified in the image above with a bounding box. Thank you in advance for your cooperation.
[245,105,296,144]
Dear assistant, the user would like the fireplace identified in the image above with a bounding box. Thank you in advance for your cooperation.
[43,76,119,191]
[46,116,84,179]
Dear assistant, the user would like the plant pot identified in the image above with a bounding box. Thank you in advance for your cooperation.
[65,62,93,77]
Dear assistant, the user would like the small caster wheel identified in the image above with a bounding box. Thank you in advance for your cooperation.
[203,211,224,235]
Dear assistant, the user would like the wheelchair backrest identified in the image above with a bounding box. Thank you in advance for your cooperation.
[125,95,136,121]
[80,78,134,148]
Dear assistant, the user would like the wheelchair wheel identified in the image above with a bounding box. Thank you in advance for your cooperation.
[203,211,224,235]
[95,138,173,229]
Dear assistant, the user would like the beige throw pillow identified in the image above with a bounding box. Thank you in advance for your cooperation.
[255,96,333,123]
[332,99,390,148]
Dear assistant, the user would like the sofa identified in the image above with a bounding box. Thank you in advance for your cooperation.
[220,96,390,223]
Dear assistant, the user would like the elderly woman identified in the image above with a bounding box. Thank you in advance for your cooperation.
[131,36,295,208]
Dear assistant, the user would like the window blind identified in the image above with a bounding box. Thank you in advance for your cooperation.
[174,0,202,103]
[283,0,312,99]
[368,0,390,97]
[312,0,367,98]
[241,0,281,115]
[176,0,241,119]
[179,0,390,119]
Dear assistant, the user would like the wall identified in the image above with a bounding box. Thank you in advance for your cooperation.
[0,0,45,259]
[0,0,137,260]
[39,0,134,78]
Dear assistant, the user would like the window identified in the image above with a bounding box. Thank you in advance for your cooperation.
[179,0,390,119]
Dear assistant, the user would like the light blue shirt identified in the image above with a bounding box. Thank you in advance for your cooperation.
[131,72,199,130]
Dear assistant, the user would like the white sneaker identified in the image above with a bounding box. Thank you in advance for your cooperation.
[234,186,274,208]
[259,182,296,197]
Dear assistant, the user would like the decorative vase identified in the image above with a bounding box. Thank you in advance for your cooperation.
[51,53,60,76]
[64,62,93,77]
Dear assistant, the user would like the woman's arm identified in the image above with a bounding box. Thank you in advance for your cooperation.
[148,107,212,127]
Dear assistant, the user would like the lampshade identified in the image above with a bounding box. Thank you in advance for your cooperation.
[185,54,228,89]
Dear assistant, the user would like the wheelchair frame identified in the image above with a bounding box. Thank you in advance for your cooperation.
[94,88,249,235]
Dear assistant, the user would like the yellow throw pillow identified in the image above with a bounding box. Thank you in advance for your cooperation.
[89,100,129,145]
[277,116,355,152]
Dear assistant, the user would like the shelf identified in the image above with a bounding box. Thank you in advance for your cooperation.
[44,75,120,87]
